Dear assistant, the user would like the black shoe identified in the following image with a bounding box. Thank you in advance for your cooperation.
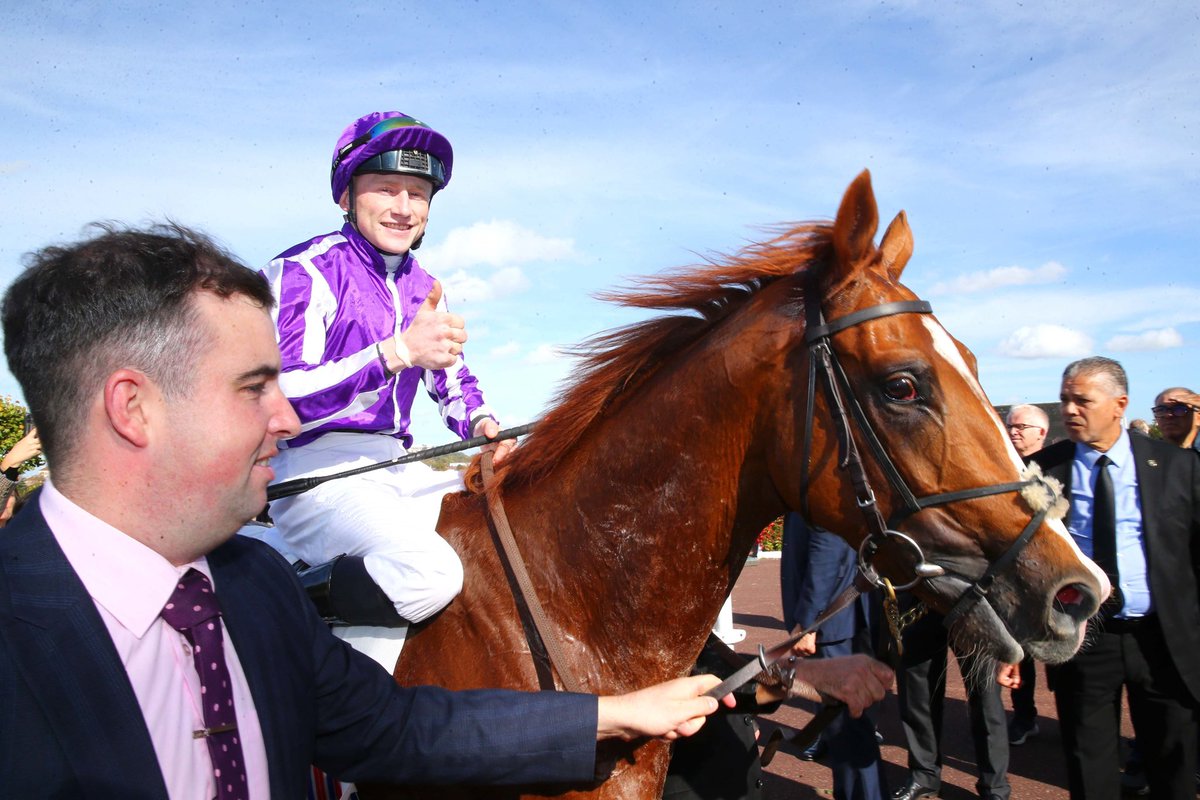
[890,780,938,800]
[799,735,827,762]
[1007,716,1039,746]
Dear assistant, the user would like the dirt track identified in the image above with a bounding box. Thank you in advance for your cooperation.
[730,554,1143,799]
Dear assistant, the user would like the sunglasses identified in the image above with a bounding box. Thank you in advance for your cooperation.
[1151,404,1197,418]
[1007,423,1044,433]
[331,115,426,178]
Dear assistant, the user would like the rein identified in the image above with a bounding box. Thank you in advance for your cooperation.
[709,288,1055,706]
[798,285,1051,624]
[479,451,585,694]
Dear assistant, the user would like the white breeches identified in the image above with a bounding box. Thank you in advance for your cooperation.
[268,432,466,625]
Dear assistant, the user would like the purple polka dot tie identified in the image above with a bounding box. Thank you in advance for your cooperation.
[161,568,248,800]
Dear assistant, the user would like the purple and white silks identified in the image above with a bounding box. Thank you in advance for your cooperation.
[262,221,495,451]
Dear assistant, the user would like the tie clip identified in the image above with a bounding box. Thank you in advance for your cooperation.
[193,723,238,739]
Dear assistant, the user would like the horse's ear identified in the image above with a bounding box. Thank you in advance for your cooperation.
[879,210,914,281]
[829,170,880,286]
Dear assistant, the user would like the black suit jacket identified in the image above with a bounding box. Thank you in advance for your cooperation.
[0,501,599,798]
[1031,436,1200,701]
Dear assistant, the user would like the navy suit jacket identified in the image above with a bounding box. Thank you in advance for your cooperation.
[0,501,598,798]
[1031,436,1200,701]
[780,514,867,642]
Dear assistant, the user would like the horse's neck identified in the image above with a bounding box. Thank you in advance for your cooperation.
[505,334,787,670]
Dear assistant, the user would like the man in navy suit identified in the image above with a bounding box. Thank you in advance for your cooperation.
[0,223,728,797]
[1028,357,1200,800]
[782,514,887,800]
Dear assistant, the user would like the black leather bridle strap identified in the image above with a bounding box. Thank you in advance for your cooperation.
[805,300,932,342]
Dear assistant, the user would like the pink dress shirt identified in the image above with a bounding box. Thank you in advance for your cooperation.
[40,478,271,799]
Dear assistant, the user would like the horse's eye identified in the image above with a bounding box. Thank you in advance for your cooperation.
[883,376,919,402]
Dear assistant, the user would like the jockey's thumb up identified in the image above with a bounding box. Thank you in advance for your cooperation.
[398,280,467,371]
[422,278,443,311]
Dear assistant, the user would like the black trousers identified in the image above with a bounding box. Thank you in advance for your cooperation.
[1010,655,1038,724]
[1050,615,1197,800]
[896,607,1010,799]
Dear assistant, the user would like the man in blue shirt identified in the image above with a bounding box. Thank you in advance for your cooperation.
[1030,357,1200,800]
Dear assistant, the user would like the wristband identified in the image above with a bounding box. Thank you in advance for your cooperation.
[375,342,393,375]
[3,466,19,481]
[391,335,414,371]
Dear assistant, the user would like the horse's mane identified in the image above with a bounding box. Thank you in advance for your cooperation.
[488,221,834,490]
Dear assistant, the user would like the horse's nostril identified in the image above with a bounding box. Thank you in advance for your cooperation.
[1055,585,1085,606]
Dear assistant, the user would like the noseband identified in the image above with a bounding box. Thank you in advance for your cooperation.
[799,286,1054,628]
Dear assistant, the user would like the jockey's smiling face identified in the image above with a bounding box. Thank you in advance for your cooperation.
[341,173,432,255]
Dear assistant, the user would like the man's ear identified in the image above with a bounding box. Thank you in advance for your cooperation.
[338,188,351,213]
[104,368,154,448]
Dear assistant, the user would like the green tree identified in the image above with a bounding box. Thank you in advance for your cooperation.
[0,395,44,473]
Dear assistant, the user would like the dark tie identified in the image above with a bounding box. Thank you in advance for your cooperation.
[1092,455,1123,614]
[161,569,248,800]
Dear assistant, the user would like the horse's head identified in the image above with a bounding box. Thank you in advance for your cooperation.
[775,171,1106,665]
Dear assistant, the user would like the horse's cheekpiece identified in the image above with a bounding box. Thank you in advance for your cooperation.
[374,171,1104,800]
[799,287,1064,635]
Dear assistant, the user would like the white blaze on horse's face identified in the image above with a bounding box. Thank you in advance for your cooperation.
[919,317,1024,472]
[919,317,1112,598]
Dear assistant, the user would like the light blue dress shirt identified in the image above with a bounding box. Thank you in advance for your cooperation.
[1067,429,1151,618]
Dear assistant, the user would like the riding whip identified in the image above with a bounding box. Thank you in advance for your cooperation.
[266,422,536,501]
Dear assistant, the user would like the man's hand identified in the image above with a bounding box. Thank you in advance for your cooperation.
[996,662,1022,689]
[791,630,818,658]
[390,280,468,371]
[595,675,732,742]
[791,654,893,718]
[0,427,41,472]
[474,418,515,466]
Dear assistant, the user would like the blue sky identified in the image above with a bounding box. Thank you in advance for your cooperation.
[2,1,1198,442]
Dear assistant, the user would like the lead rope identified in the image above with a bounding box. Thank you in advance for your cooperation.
[480,451,584,694]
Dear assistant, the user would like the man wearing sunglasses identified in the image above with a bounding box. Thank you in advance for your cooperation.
[1152,387,1200,451]
[259,112,509,658]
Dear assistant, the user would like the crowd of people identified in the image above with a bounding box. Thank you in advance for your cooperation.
[1,107,1197,800]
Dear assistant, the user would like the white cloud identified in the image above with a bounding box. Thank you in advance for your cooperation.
[1106,327,1183,352]
[423,220,575,271]
[526,344,564,365]
[441,266,530,304]
[930,261,1067,295]
[997,324,1093,359]
[489,341,520,358]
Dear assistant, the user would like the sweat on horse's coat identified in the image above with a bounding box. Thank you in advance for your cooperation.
[363,171,1105,800]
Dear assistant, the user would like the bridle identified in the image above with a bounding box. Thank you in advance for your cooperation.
[799,283,1054,629]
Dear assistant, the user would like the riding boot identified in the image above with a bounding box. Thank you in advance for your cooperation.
[297,554,408,627]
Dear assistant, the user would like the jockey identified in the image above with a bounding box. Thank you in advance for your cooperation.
[260,111,512,638]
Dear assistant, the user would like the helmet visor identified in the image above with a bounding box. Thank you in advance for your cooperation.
[357,149,446,188]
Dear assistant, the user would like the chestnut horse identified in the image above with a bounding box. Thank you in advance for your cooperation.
[374,171,1106,799]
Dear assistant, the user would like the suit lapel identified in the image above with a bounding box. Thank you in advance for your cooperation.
[1130,434,1164,550]
[1,505,167,798]
[208,539,295,794]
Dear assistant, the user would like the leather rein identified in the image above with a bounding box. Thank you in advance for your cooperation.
[477,287,1056,709]
[797,286,1052,632]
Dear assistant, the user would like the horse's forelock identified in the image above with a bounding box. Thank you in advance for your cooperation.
[500,222,834,489]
